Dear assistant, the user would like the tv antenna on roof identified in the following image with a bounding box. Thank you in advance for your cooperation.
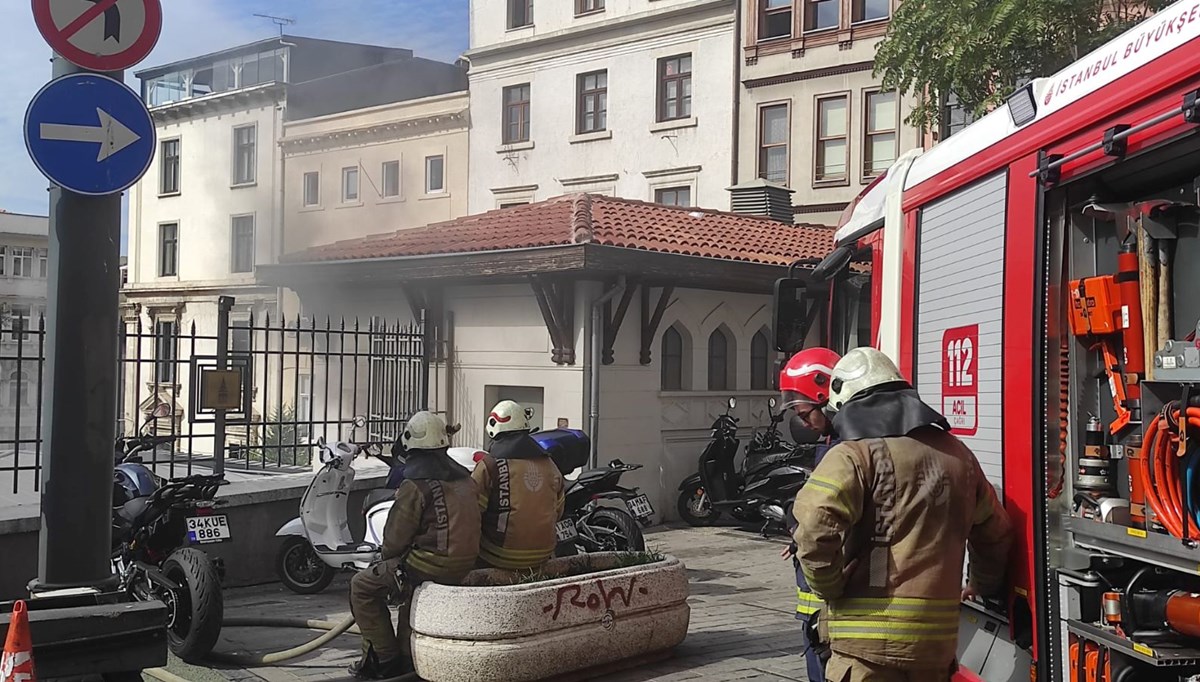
[253,13,296,37]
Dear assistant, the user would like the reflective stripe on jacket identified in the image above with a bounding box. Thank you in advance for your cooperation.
[473,454,565,570]
[383,477,481,583]
[791,429,1012,670]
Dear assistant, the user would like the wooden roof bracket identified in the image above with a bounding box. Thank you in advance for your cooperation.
[601,279,637,365]
[640,285,675,365]
[531,276,576,365]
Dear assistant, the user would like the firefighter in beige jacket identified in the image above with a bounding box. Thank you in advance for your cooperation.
[473,400,565,571]
[792,348,1013,682]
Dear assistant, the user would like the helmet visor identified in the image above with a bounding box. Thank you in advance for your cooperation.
[780,390,821,412]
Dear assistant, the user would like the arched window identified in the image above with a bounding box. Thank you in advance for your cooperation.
[661,326,684,391]
[708,328,731,391]
[751,330,771,390]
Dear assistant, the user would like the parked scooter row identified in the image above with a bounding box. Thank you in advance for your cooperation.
[677,397,815,535]
[111,403,229,662]
[275,417,652,594]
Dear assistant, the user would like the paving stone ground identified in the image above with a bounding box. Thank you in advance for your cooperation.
[147,524,809,682]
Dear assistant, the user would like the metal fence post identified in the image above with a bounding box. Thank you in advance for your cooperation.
[214,296,234,478]
[420,308,431,409]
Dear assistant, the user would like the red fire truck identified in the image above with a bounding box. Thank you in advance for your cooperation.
[775,2,1200,680]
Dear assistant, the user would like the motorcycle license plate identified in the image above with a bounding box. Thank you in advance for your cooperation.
[555,519,579,542]
[186,515,231,544]
[627,495,655,519]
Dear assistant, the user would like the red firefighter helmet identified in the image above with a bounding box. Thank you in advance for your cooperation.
[779,347,841,410]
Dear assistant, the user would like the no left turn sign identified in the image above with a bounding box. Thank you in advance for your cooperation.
[32,0,162,72]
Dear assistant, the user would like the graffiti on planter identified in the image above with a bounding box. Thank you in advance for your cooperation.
[542,576,650,621]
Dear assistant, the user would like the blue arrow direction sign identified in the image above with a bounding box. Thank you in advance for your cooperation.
[24,73,155,196]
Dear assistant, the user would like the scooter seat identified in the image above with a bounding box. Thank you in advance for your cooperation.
[361,489,396,516]
[315,543,377,553]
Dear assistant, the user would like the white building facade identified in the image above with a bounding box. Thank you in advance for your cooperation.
[0,212,48,442]
[466,0,738,211]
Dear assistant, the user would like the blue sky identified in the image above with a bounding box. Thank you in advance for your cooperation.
[0,0,467,250]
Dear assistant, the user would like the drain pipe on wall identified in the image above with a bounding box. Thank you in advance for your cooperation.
[588,277,627,468]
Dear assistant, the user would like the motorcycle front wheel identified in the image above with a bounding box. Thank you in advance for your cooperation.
[587,508,646,552]
[276,536,336,595]
[161,547,223,663]
[677,484,720,527]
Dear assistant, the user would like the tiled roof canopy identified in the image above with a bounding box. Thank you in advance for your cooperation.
[283,194,834,266]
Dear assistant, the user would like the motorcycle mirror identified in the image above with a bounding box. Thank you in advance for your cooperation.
[768,397,777,409]
[151,403,171,419]
[352,416,367,429]
[728,397,737,410]
[317,436,326,447]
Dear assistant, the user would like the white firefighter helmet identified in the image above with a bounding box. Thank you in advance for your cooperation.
[486,400,535,439]
[402,411,449,450]
[827,347,908,412]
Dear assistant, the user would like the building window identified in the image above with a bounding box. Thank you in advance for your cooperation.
[11,248,34,279]
[853,0,889,23]
[576,71,608,134]
[233,124,256,185]
[426,156,445,194]
[303,171,320,206]
[155,320,176,384]
[342,166,359,203]
[500,201,530,208]
[939,91,977,141]
[159,223,178,277]
[231,215,255,274]
[751,330,771,390]
[576,0,604,14]
[758,104,790,185]
[9,372,29,408]
[760,0,792,40]
[864,90,898,178]
[0,247,6,277]
[232,323,252,353]
[160,139,180,194]
[508,0,533,28]
[655,186,692,207]
[661,326,685,391]
[297,374,313,434]
[37,249,47,279]
[9,306,30,341]
[503,84,531,144]
[657,55,692,122]
[382,161,401,198]
[816,95,849,182]
[805,0,839,31]
[707,328,731,392]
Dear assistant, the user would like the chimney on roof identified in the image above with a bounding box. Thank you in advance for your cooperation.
[727,179,795,224]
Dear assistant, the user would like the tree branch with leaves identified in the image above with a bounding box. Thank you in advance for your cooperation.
[873,0,1172,130]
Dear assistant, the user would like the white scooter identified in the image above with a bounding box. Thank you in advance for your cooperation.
[274,416,481,594]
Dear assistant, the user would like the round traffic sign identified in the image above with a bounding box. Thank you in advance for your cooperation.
[24,73,157,196]
[32,0,162,72]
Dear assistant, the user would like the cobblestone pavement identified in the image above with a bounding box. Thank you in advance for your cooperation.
[147,524,808,682]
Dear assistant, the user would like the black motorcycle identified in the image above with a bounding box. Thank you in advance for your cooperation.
[111,429,228,662]
[531,429,651,555]
[676,397,813,534]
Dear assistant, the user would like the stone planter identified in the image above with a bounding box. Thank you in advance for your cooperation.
[410,552,690,682]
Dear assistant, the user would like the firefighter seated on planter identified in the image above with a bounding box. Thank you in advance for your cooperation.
[348,411,481,680]
[791,348,1013,682]
[472,400,565,572]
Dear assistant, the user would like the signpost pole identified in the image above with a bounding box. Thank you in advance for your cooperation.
[32,54,124,592]
[213,296,233,478]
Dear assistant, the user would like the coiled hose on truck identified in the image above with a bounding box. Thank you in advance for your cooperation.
[1139,403,1200,540]
[143,615,418,682]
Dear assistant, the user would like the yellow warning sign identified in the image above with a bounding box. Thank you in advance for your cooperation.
[200,369,243,411]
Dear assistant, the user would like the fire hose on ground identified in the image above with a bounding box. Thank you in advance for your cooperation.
[142,614,419,682]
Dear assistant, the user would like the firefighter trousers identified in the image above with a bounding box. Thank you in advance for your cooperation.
[349,557,417,661]
[824,652,955,682]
